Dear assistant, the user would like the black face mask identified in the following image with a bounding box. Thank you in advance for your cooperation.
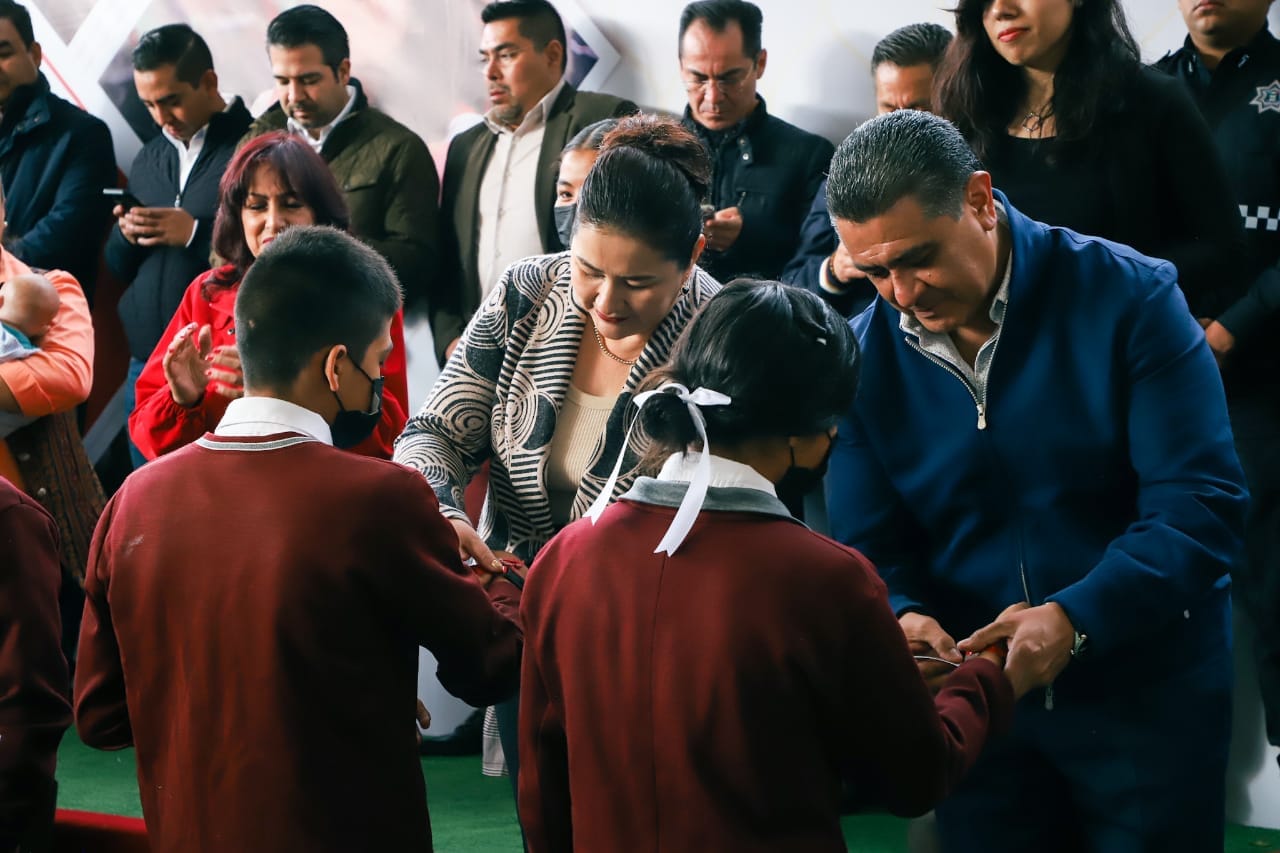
[330,356,383,449]
[775,431,835,498]
[554,202,576,250]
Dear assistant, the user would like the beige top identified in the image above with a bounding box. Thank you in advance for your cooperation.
[546,383,618,527]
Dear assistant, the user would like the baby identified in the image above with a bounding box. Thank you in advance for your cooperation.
[0,273,61,436]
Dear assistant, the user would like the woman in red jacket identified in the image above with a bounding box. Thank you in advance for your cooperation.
[128,132,409,460]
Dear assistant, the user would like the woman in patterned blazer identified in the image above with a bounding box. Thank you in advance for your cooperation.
[396,114,720,567]
[394,114,719,794]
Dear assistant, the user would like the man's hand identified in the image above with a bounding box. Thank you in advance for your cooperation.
[900,612,963,693]
[121,207,196,248]
[444,337,461,362]
[113,204,140,245]
[828,244,864,287]
[703,206,744,253]
[1198,318,1234,368]
[960,601,1074,699]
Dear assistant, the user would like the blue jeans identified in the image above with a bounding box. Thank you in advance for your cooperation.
[122,357,147,469]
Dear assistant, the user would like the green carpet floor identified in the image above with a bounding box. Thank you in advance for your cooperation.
[56,730,1280,852]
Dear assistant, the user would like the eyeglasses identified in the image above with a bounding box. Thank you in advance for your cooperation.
[681,62,756,94]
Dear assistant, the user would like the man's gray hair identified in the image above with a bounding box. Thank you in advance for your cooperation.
[827,110,981,225]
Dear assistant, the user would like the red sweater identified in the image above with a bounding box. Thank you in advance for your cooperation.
[74,434,522,853]
[519,497,1014,852]
[127,266,410,460]
[0,477,70,849]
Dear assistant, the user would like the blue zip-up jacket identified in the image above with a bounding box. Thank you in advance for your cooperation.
[827,194,1247,696]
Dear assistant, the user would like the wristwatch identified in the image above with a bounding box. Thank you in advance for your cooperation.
[1070,630,1088,660]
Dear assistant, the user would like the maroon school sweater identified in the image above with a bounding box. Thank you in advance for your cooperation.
[73,433,521,853]
[519,495,1014,853]
[0,477,69,848]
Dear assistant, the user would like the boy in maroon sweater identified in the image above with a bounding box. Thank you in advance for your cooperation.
[73,226,521,853]
[0,476,69,851]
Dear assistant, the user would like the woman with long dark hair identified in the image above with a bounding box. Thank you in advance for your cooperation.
[934,0,1247,321]
[129,132,410,459]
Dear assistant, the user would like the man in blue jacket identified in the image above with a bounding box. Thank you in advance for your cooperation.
[825,110,1247,851]
[0,0,114,303]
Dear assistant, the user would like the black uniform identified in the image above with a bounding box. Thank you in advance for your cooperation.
[683,97,833,284]
[1157,28,1280,755]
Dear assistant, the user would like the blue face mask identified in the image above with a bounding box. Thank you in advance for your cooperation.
[554,202,577,250]
[329,356,383,449]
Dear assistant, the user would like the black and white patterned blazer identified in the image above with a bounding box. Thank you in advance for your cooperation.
[395,252,721,561]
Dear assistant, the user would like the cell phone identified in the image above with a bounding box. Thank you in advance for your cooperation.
[103,187,142,211]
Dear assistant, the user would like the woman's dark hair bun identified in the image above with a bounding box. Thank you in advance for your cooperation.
[600,114,711,201]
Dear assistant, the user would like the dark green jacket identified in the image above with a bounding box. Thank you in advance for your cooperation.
[433,83,636,363]
[243,80,440,312]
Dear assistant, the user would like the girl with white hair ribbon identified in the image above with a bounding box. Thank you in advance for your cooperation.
[518,280,1025,852]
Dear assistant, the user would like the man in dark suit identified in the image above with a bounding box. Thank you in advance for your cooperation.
[433,0,636,363]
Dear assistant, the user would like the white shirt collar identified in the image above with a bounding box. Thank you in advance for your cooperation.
[214,396,333,445]
[287,84,357,153]
[656,452,778,497]
[483,77,565,137]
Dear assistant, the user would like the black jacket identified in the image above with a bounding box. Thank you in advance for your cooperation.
[0,73,115,301]
[683,97,833,283]
[1157,29,1280,387]
[979,66,1248,322]
[106,98,251,361]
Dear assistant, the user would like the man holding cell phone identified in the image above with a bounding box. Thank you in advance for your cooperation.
[104,24,251,468]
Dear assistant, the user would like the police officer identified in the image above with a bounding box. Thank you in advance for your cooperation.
[1157,0,1280,769]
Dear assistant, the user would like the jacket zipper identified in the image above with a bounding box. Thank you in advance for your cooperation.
[904,330,1057,705]
[903,337,989,430]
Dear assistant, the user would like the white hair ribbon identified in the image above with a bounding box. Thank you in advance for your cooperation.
[584,381,731,555]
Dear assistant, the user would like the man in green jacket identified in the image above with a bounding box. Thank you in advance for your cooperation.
[243,4,439,314]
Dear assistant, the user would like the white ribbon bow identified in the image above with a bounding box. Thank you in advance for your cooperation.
[585,381,731,555]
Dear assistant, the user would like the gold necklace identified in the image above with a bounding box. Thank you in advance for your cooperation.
[591,320,636,366]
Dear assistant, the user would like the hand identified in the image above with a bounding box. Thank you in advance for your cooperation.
[1198,318,1235,368]
[900,612,963,694]
[960,601,1074,700]
[449,518,503,583]
[828,244,863,287]
[205,344,244,401]
[113,204,140,245]
[125,207,196,248]
[163,323,213,407]
[444,337,461,361]
[415,698,431,746]
[703,206,744,253]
